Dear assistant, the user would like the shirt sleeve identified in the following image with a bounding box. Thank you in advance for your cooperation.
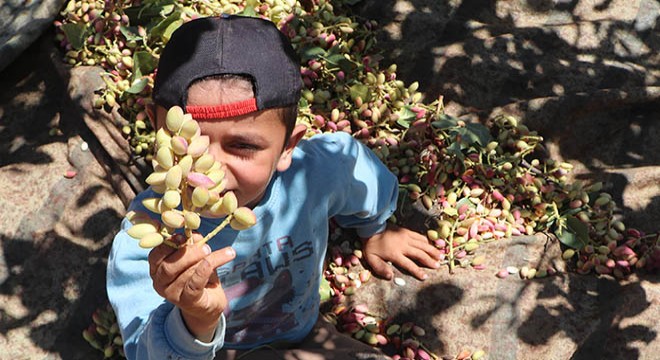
[320,132,399,238]
[106,194,226,360]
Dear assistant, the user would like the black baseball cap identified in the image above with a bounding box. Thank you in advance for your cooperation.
[152,14,302,119]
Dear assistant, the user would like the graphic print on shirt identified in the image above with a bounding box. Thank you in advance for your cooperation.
[218,235,315,344]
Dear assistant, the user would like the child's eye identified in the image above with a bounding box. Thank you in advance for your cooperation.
[227,142,261,157]
[232,143,259,151]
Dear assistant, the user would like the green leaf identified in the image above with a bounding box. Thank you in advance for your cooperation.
[324,53,353,73]
[238,0,259,17]
[431,114,458,129]
[124,3,175,26]
[464,122,493,146]
[446,141,465,161]
[133,51,158,76]
[60,23,87,50]
[319,276,333,302]
[119,26,142,42]
[300,46,326,62]
[556,215,589,249]
[125,78,149,94]
[395,106,416,129]
[150,10,182,43]
[162,19,184,43]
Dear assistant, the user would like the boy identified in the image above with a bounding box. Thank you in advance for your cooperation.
[107,14,442,360]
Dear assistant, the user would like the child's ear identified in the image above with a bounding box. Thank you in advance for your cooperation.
[276,124,307,172]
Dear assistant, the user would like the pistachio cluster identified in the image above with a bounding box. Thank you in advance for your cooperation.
[82,304,124,359]
[126,106,256,249]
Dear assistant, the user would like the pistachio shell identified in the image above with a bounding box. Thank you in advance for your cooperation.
[187,136,210,158]
[179,119,199,140]
[207,169,225,185]
[231,207,256,229]
[161,210,185,228]
[165,165,182,189]
[192,187,210,208]
[138,232,164,248]
[220,192,238,214]
[156,147,174,169]
[142,198,163,214]
[184,211,201,230]
[194,154,215,173]
[145,171,167,186]
[127,223,158,239]
[165,106,185,133]
[170,136,188,155]
[562,249,576,260]
[186,172,215,188]
[386,324,400,335]
[471,255,486,266]
[209,178,227,194]
[156,128,171,147]
[162,189,181,209]
[230,210,256,230]
[412,325,426,336]
[208,199,229,217]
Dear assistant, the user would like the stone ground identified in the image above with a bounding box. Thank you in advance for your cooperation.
[0,1,659,359]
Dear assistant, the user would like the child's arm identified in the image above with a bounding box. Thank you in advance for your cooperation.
[361,224,442,280]
[107,193,232,360]
[321,132,442,281]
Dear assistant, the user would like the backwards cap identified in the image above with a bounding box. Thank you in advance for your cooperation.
[152,14,302,119]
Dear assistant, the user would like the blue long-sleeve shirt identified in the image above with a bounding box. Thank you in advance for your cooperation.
[107,132,398,359]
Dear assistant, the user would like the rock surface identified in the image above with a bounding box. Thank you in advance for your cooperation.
[0,32,123,359]
[0,0,66,72]
[345,1,660,358]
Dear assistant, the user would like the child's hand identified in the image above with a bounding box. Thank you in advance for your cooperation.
[362,224,443,281]
[148,243,236,341]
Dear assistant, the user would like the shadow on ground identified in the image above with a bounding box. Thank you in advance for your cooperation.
[0,30,123,359]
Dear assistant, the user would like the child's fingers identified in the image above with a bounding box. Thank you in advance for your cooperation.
[395,255,428,281]
[150,244,206,284]
[404,246,441,271]
[179,258,216,305]
[148,244,178,277]
[179,247,235,305]
[364,253,393,280]
[411,238,444,261]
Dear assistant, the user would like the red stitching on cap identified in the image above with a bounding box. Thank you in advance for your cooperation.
[186,98,258,119]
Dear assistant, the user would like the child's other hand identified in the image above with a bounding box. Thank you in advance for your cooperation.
[362,224,442,281]
[148,243,236,341]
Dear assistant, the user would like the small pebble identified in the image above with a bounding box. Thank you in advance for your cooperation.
[506,266,519,274]
[81,141,89,151]
[496,269,509,278]
[394,277,406,286]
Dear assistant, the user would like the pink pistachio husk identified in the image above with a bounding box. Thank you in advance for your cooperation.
[186,172,215,189]
[187,135,210,158]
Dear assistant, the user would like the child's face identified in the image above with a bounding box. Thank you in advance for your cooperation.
[154,106,302,209]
